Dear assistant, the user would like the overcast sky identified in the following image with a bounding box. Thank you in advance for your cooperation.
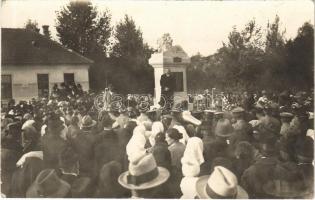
[1,0,313,56]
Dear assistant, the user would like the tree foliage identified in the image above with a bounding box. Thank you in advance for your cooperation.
[157,33,173,52]
[109,15,155,93]
[187,16,314,93]
[56,1,112,57]
[25,19,40,32]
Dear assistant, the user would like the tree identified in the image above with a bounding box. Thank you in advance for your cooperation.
[111,15,154,68]
[262,15,288,91]
[110,15,155,93]
[157,33,173,52]
[55,1,112,57]
[286,22,314,90]
[55,1,112,90]
[210,20,265,91]
[25,19,40,33]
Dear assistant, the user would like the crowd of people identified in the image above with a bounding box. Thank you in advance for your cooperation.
[1,82,314,198]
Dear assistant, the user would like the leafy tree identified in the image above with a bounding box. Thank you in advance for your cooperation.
[55,1,112,57]
[157,33,173,52]
[110,15,155,93]
[286,22,314,90]
[262,15,288,91]
[25,19,40,32]
[55,1,112,90]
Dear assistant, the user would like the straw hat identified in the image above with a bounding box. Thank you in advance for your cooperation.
[118,154,170,190]
[80,115,96,129]
[215,119,234,138]
[196,166,248,199]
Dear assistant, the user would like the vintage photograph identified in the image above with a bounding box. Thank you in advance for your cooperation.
[1,0,314,198]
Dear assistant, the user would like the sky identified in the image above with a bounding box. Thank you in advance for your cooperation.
[1,0,314,56]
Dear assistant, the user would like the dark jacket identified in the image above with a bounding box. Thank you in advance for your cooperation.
[10,157,44,197]
[241,157,279,198]
[160,73,175,95]
[94,129,121,176]
[41,133,67,169]
[55,169,93,198]
[151,141,172,171]
[115,127,133,171]
[71,130,96,177]
[1,148,20,196]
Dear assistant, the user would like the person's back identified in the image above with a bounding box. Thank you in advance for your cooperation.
[94,129,120,175]
[241,156,279,198]
[41,133,67,169]
[152,141,172,171]
[10,157,44,197]
[71,130,96,177]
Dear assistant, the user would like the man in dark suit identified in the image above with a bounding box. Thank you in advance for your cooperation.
[160,69,175,110]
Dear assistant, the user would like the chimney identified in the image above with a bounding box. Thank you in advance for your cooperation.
[42,25,50,38]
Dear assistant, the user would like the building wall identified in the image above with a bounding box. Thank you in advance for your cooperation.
[2,64,89,101]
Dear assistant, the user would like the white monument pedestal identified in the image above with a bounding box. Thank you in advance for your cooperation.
[149,45,190,107]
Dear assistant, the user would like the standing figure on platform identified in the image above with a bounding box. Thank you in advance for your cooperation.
[103,84,114,111]
[160,69,175,111]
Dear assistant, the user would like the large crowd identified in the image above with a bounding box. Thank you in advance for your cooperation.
[1,82,314,198]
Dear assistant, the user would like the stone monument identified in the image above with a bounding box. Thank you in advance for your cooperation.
[149,45,190,106]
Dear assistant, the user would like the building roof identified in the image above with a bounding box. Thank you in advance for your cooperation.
[149,45,190,65]
[1,28,93,65]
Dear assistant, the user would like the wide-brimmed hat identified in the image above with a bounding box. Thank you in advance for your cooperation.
[26,169,70,197]
[215,119,234,138]
[196,166,248,199]
[80,115,96,129]
[263,162,310,198]
[182,111,201,126]
[279,112,294,118]
[263,180,310,198]
[118,153,170,190]
[47,112,64,131]
[232,107,245,113]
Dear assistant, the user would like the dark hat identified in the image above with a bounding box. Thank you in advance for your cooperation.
[26,169,70,197]
[263,180,310,198]
[235,141,255,159]
[171,102,184,113]
[215,119,234,138]
[166,128,183,141]
[80,115,96,129]
[155,132,166,143]
[161,114,173,119]
[232,107,245,113]
[47,112,64,130]
[279,112,294,118]
[97,161,124,197]
[263,162,309,198]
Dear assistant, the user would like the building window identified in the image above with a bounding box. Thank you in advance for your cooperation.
[173,57,182,63]
[1,75,12,100]
[37,74,49,98]
[64,73,75,85]
[171,72,184,92]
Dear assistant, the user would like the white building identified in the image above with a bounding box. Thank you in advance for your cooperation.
[149,45,190,105]
[1,28,93,102]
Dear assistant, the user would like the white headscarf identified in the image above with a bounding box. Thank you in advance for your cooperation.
[181,137,204,177]
[149,121,164,146]
[126,125,147,164]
